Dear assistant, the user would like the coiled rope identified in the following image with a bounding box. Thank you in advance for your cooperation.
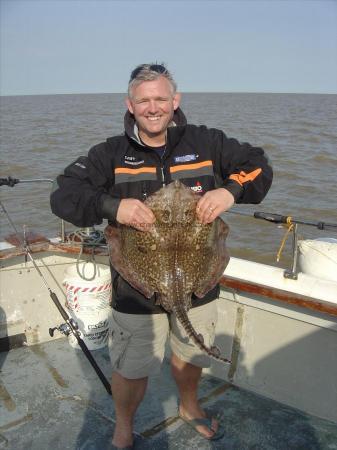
[66,229,106,281]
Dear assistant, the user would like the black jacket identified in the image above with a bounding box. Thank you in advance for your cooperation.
[51,108,273,313]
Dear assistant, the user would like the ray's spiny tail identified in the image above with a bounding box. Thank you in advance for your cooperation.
[173,261,231,364]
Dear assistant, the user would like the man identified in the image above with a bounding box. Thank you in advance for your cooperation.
[50,63,272,449]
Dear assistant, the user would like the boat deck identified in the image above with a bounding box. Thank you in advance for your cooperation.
[1,338,337,450]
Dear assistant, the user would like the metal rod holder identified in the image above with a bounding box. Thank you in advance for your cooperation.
[60,219,65,242]
[284,223,299,280]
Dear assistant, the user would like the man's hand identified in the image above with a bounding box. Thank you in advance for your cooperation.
[196,188,234,224]
[116,198,155,231]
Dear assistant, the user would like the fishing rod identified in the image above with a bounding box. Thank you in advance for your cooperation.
[0,201,112,396]
[228,210,337,231]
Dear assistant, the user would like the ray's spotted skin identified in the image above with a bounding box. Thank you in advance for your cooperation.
[105,180,230,363]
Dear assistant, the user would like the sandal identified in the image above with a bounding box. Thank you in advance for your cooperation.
[178,410,225,441]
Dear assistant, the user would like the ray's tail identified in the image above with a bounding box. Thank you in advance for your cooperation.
[172,302,231,364]
[172,275,231,364]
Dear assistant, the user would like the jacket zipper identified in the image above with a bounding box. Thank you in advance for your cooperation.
[161,141,167,187]
[161,166,166,187]
[146,140,167,187]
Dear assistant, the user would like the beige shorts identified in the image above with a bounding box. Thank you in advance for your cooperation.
[108,302,218,379]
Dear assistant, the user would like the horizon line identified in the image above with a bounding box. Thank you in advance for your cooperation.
[1,90,337,98]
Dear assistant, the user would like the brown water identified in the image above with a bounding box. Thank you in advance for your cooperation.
[1,93,336,266]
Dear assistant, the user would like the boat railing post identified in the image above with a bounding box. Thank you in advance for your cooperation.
[60,219,65,242]
[284,223,298,280]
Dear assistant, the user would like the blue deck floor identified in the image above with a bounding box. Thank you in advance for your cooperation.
[1,338,337,450]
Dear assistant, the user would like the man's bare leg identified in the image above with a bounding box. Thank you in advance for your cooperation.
[171,353,218,439]
[111,372,148,448]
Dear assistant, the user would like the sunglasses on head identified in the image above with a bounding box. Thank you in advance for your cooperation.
[130,64,168,82]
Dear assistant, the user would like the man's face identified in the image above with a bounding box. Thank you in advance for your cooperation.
[126,76,181,145]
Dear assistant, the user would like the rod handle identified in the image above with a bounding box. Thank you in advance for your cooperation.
[75,336,112,395]
[0,177,20,187]
[253,212,289,224]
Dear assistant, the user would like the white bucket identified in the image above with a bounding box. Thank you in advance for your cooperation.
[63,263,112,350]
[298,238,337,283]
[64,263,112,313]
[67,308,111,350]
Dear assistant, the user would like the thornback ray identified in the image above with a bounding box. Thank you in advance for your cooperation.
[105,180,230,363]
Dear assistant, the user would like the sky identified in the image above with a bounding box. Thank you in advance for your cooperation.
[1,0,336,95]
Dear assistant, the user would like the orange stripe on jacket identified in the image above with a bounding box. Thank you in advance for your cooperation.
[170,160,213,174]
[229,168,262,186]
[115,167,157,175]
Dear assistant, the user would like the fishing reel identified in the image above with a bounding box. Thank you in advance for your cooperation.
[49,318,79,337]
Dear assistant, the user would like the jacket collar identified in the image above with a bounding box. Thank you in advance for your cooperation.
[123,107,187,148]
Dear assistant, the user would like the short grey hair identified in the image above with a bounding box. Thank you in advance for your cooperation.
[128,63,177,98]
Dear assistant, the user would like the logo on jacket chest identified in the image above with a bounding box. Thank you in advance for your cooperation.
[124,156,145,166]
[190,181,204,193]
[174,154,198,163]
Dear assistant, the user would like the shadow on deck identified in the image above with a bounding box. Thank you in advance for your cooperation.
[1,338,337,450]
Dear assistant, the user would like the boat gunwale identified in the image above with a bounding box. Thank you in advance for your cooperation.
[220,275,337,318]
